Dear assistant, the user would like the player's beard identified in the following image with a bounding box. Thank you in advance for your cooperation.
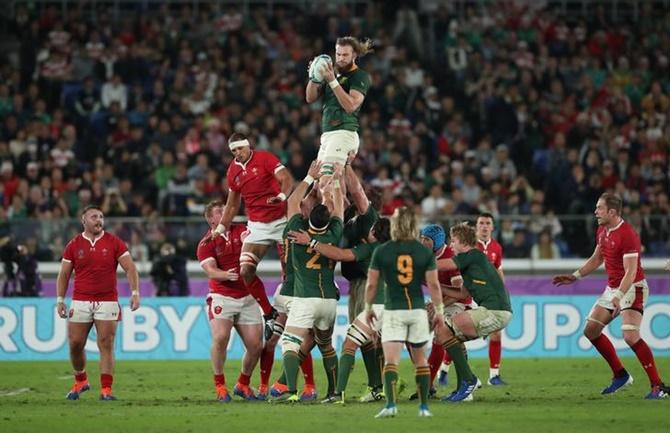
[336,60,354,73]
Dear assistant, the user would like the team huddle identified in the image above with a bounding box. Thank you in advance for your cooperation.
[54,36,668,416]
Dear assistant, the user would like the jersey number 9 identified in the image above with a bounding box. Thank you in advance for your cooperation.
[397,255,413,285]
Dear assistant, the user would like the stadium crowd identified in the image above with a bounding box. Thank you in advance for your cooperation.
[0,0,669,261]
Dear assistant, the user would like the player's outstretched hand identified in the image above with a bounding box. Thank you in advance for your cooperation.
[288,229,311,246]
[552,274,577,286]
[307,160,323,179]
[332,162,344,179]
[57,301,68,319]
[130,293,140,311]
[665,259,670,271]
[321,62,335,82]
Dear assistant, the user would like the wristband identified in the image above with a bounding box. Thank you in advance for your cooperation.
[131,289,139,296]
[333,182,341,190]
[365,303,373,313]
[612,290,624,300]
[277,192,287,201]
[57,296,64,304]
[309,238,319,249]
[434,303,445,316]
[303,174,315,185]
[572,270,582,280]
[328,79,340,89]
[214,224,226,235]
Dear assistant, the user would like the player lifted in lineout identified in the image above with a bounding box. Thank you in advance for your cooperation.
[306,36,372,182]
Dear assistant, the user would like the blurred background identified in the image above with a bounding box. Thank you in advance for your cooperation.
[0,0,668,296]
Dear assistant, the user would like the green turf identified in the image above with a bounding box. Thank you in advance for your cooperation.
[0,357,668,433]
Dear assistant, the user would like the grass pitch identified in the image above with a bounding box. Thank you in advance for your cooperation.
[0,357,668,433]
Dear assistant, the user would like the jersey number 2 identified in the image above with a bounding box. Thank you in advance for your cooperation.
[397,255,413,285]
[306,248,322,270]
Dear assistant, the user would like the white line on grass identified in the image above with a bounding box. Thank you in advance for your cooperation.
[0,388,31,397]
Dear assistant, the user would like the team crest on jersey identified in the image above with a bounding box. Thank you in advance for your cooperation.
[215,246,223,254]
[102,248,109,257]
[234,175,241,185]
[214,306,222,315]
[251,167,258,175]
[69,309,74,318]
[77,249,85,259]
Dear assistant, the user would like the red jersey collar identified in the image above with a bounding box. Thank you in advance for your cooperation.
[233,150,254,170]
[606,218,624,234]
[82,231,105,247]
[477,238,492,248]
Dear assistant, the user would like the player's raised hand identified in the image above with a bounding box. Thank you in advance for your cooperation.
[130,292,141,311]
[321,61,335,82]
[332,162,344,179]
[665,259,670,271]
[552,274,577,286]
[288,229,311,245]
[57,300,68,319]
[307,160,323,179]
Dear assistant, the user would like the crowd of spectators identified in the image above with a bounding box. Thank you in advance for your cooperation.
[0,0,669,262]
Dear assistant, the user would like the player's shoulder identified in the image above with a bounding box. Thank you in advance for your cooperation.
[103,231,124,243]
[197,231,214,248]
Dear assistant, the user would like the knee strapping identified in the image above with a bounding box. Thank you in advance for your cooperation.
[346,323,370,347]
[240,252,260,268]
[280,332,303,354]
[586,317,607,327]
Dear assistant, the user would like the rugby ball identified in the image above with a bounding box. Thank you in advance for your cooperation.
[309,54,333,84]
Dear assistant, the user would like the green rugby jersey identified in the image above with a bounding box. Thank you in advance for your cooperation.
[452,249,512,312]
[321,66,370,132]
[342,205,379,281]
[351,241,384,304]
[288,214,343,299]
[370,240,436,311]
[279,222,296,297]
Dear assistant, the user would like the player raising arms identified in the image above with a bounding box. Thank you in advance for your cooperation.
[198,200,264,402]
[365,207,444,418]
[273,162,344,403]
[57,205,140,401]
[260,164,321,402]
[475,213,507,385]
[289,217,391,404]
[210,133,294,335]
[434,223,513,403]
[553,193,670,399]
[306,36,372,178]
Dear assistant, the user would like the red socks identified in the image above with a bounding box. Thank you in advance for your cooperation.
[301,352,315,386]
[75,371,87,383]
[260,347,275,386]
[246,277,273,315]
[100,374,113,389]
[489,339,502,369]
[590,334,625,375]
[237,372,251,386]
[631,339,662,386]
[427,341,445,383]
[214,374,225,386]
